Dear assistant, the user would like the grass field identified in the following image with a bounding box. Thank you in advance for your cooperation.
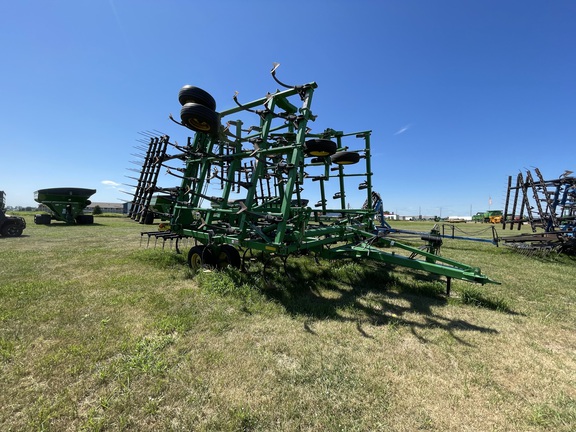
[1,214,575,431]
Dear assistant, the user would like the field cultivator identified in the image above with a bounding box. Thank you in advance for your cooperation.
[502,168,576,255]
[131,66,499,293]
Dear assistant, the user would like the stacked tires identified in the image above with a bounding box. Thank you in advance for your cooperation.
[178,85,220,137]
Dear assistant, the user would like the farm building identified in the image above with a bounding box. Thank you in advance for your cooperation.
[84,202,125,214]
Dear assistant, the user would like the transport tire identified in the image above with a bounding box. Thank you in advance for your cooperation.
[304,139,337,157]
[178,85,216,110]
[310,157,330,164]
[180,103,219,135]
[331,151,361,165]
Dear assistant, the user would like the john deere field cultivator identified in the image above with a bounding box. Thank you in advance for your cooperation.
[502,168,576,255]
[130,66,498,292]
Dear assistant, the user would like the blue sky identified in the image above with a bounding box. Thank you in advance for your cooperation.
[1,1,574,217]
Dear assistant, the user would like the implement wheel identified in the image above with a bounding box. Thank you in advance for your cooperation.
[187,245,214,271]
[331,151,360,165]
[215,245,241,269]
[180,103,219,135]
[304,139,337,157]
[178,85,217,110]
[34,214,51,225]
[1,223,23,237]
[75,215,94,225]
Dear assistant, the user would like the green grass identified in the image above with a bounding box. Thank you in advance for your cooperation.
[1,216,575,431]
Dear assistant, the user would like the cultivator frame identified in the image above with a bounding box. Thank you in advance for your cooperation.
[502,168,576,254]
[132,66,498,291]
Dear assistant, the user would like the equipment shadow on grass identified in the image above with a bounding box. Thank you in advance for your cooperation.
[0,234,31,239]
[248,256,502,343]
[38,222,106,228]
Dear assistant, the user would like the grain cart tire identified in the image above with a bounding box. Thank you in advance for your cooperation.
[331,151,361,165]
[34,214,51,225]
[178,85,216,111]
[216,245,241,269]
[1,223,23,237]
[76,215,94,225]
[143,212,155,225]
[187,245,214,271]
[304,139,337,157]
[180,103,219,135]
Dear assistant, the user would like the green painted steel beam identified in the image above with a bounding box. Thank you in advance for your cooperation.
[322,243,499,285]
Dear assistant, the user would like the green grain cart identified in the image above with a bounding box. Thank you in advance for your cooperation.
[34,188,96,225]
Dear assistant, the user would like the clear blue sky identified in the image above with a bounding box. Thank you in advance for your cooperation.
[1,1,574,217]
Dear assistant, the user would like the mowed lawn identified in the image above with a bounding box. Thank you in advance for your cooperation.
[1,215,575,431]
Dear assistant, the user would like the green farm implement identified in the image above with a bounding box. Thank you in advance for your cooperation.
[34,187,96,225]
[472,210,503,224]
[0,191,26,237]
[502,168,576,255]
[131,66,498,293]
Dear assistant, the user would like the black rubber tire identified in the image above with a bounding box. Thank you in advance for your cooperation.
[310,157,329,164]
[187,245,214,271]
[180,103,219,135]
[215,245,241,269]
[143,212,155,225]
[178,85,217,110]
[304,139,337,157]
[331,151,361,165]
[76,215,94,225]
[1,223,23,237]
[34,214,51,225]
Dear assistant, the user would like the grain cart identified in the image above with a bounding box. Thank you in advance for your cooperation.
[142,66,498,293]
[34,188,96,225]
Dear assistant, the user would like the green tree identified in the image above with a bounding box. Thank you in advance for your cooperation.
[92,205,103,215]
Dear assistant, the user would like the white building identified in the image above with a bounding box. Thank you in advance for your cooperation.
[85,202,125,214]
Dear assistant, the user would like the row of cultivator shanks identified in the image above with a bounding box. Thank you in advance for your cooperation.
[132,65,499,293]
[502,168,576,255]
